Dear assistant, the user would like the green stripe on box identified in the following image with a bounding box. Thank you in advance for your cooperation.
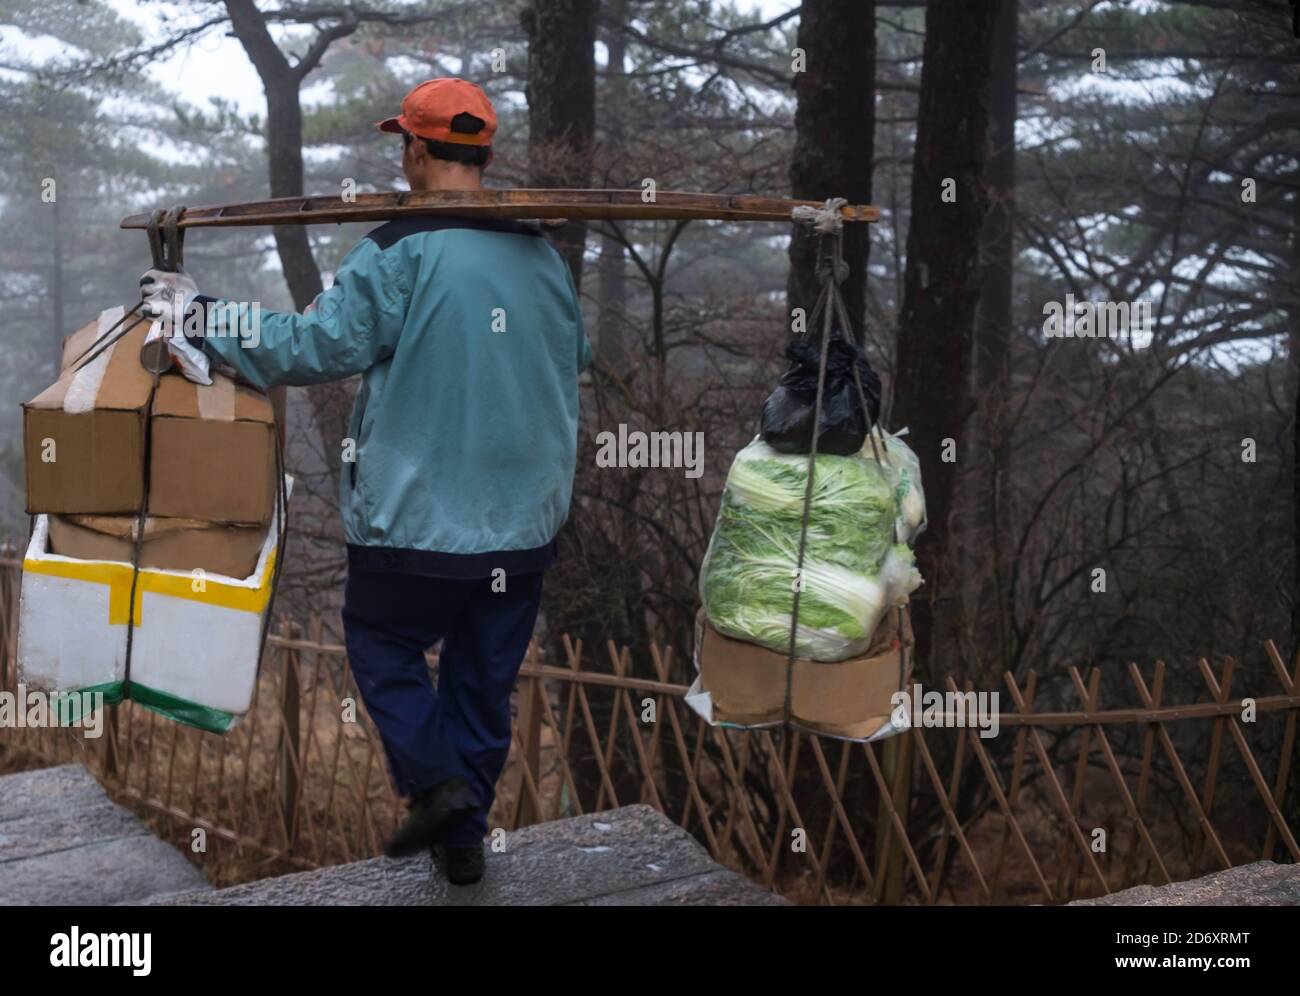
[49,681,125,725]
[128,682,237,734]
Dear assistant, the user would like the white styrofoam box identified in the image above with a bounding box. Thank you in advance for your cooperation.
[18,477,291,733]
[16,514,127,701]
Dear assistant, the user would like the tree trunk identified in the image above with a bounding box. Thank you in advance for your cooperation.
[226,0,350,488]
[891,0,998,681]
[787,0,875,337]
[522,0,597,287]
[969,0,1017,681]
[264,88,325,311]
[1290,170,1300,660]
[597,0,631,376]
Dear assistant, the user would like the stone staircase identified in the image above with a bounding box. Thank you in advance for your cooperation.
[0,764,786,906]
[0,764,210,905]
[1069,862,1300,906]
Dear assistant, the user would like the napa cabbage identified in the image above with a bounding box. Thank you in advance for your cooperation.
[700,438,925,661]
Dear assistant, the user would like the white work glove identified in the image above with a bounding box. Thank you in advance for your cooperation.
[140,267,199,322]
[139,267,212,385]
[142,320,212,385]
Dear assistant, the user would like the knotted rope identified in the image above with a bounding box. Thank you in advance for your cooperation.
[779,198,893,740]
[791,196,848,234]
[792,197,851,286]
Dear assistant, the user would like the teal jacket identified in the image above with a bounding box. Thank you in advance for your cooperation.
[195,216,592,577]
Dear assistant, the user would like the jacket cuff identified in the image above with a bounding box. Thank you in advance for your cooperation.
[183,294,220,352]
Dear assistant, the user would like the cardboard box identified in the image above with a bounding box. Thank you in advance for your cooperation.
[146,373,277,524]
[24,306,276,524]
[18,478,291,735]
[686,605,914,742]
[25,308,151,517]
[59,309,123,371]
[48,514,266,580]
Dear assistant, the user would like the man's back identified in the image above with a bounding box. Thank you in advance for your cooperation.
[342,216,590,568]
[195,214,591,571]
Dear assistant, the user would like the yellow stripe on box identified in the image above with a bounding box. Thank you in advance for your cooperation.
[23,551,275,625]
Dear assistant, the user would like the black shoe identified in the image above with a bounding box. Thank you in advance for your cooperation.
[384,778,478,858]
[432,842,485,885]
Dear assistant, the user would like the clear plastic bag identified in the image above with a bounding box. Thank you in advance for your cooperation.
[699,437,922,661]
[860,428,927,544]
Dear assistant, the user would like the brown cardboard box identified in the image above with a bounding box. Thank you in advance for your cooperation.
[146,374,277,524]
[24,308,276,525]
[48,514,266,580]
[59,310,121,371]
[693,605,913,741]
[26,310,154,516]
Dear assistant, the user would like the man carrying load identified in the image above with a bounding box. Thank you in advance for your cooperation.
[139,78,593,885]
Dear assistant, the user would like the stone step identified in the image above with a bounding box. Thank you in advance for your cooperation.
[1069,861,1300,906]
[142,804,788,906]
[0,764,210,906]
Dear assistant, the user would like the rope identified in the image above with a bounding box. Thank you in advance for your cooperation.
[152,203,288,698]
[146,205,186,271]
[255,416,290,684]
[781,262,836,730]
[121,208,186,698]
[75,204,190,375]
[117,206,287,715]
[791,196,848,234]
[68,303,145,373]
[793,197,851,287]
[781,201,894,734]
[122,363,163,699]
[824,246,894,474]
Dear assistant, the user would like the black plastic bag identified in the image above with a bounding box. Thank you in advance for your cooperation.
[760,336,882,456]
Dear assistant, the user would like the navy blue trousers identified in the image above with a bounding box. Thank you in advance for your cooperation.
[341,568,544,848]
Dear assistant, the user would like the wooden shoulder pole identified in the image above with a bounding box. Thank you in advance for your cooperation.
[122,189,879,230]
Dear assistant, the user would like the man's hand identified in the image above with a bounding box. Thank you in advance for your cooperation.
[139,267,211,385]
[140,267,200,322]
[142,320,212,385]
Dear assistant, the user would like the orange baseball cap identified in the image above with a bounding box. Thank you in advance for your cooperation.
[377,78,497,146]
